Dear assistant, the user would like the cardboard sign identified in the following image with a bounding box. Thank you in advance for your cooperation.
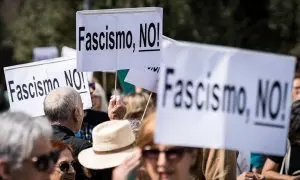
[155,41,296,156]
[76,7,163,71]
[4,57,92,117]
[33,47,58,61]
[124,36,175,92]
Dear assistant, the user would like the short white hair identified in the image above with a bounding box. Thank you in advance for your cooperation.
[0,111,52,170]
[43,87,81,121]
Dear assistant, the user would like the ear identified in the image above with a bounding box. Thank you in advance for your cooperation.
[74,107,81,122]
[0,160,11,180]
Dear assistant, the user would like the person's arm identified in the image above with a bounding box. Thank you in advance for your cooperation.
[262,158,300,180]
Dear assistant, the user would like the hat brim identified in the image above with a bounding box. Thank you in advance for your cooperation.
[78,147,136,170]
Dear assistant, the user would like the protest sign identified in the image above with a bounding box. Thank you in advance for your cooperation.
[125,66,160,92]
[76,7,163,72]
[4,57,92,117]
[61,46,76,57]
[124,36,175,92]
[33,47,58,61]
[155,41,296,156]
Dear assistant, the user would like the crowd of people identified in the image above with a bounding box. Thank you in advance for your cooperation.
[0,73,299,180]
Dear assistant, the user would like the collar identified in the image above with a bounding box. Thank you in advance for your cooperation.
[52,124,75,136]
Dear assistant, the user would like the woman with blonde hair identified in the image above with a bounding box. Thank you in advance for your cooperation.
[135,113,237,180]
[136,113,198,180]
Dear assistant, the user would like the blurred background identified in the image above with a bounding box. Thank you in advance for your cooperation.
[1,0,300,110]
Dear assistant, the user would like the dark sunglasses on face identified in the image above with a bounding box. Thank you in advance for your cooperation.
[28,150,60,172]
[89,83,95,90]
[58,160,75,173]
[142,146,188,163]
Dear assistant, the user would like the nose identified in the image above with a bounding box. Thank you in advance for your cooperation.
[69,164,75,173]
[157,152,167,172]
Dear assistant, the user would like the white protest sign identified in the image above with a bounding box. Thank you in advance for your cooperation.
[125,66,160,92]
[33,47,58,61]
[4,57,92,117]
[155,41,296,156]
[61,46,76,57]
[124,36,174,92]
[76,7,163,71]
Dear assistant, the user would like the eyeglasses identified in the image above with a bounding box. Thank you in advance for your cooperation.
[58,160,75,173]
[89,83,95,90]
[27,150,60,172]
[142,146,189,164]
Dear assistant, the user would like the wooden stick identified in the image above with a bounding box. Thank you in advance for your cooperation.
[141,92,152,121]
[114,71,118,96]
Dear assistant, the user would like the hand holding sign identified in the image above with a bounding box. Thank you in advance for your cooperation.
[108,95,127,120]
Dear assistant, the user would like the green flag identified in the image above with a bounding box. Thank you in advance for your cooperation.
[117,69,135,95]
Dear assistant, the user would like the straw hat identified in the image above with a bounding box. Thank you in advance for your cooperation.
[78,120,136,170]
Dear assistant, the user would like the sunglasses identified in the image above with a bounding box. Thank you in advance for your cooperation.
[142,146,188,163]
[27,150,60,172]
[57,160,75,173]
[89,83,95,90]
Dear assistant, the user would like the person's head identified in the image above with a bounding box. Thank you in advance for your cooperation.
[50,140,75,180]
[78,120,136,178]
[44,87,84,132]
[0,112,57,180]
[136,113,197,180]
[289,100,300,143]
[123,92,154,120]
[89,82,108,112]
[293,73,300,102]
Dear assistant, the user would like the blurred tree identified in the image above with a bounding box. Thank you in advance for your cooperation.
[11,0,82,62]
[0,16,5,43]
[9,0,300,62]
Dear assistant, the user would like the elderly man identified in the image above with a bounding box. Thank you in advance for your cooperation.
[43,87,90,155]
[44,87,91,180]
[0,111,56,180]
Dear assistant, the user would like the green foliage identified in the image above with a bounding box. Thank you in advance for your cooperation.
[9,0,300,62]
[11,0,82,62]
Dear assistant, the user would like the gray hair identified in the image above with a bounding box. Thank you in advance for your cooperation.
[0,111,52,171]
[43,87,81,122]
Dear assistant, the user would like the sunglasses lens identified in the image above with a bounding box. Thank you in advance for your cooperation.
[35,155,49,171]
[143,149,159,160]
[166,148,185,161]
[89,83,95,90]
[142,147,186,163]
[34,150,60,172]
[59,162,70,173]
[51,150,60,164]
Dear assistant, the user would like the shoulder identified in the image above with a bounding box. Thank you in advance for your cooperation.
[64,137,92,155]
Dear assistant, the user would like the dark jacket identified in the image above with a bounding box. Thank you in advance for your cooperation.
[52,124,91,156]
[52,124,91,180]
[75,109,109,143]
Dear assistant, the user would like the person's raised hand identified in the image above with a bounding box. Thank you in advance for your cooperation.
[108,95,127,120]
[237,172,265,180]
[112,148,141,180]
